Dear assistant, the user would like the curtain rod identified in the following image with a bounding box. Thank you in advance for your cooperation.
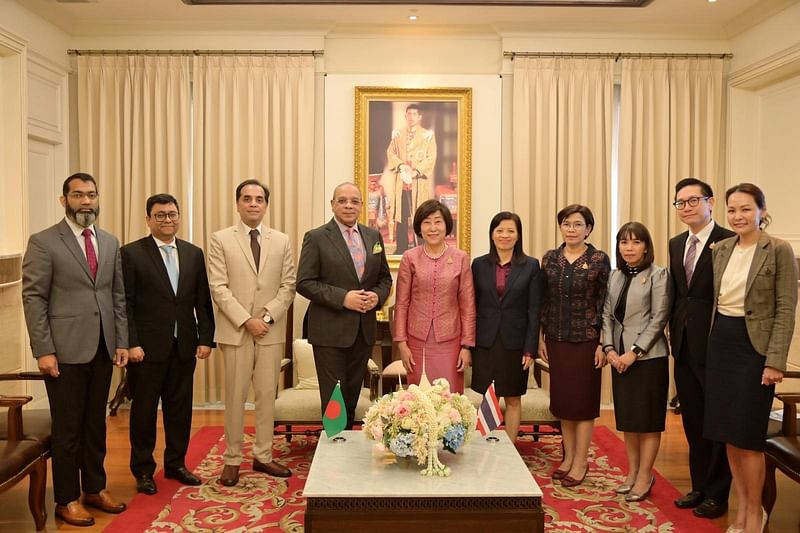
[68,49,323,56]
[504,51,732,60]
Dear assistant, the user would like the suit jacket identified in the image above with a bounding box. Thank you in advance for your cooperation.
[472,254,541,354]
[22,218,128,363]
[120,236,215,362]
[668,222,735,362]
[207,223,296,346]
[394,246,476,346]
[296,219,392,348]
[602,264,671,360]
[711,232,798,370]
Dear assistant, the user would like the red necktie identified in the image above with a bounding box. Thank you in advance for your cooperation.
[83,228,98,280]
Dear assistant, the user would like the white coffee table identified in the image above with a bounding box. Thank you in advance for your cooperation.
[304,430,543,533]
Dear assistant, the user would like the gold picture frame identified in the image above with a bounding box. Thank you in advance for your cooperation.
[354,86,472,268]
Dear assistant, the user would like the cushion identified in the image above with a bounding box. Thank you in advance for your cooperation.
[293,339,319,390]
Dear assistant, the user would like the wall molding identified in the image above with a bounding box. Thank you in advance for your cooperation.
[729,42,800,90]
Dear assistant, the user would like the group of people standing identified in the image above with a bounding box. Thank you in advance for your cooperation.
[19,171,796,533]
[390,178,796,533]
[20,176,392,527]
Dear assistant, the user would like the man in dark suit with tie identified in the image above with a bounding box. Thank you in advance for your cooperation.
[297,182,393,428]
[121,193,215,495]
[22,173,129,527]
[669,177,735,519]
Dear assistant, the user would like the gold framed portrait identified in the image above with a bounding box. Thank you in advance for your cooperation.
[354,86,472,267]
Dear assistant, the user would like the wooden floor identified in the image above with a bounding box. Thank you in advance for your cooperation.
[1,409,798,532]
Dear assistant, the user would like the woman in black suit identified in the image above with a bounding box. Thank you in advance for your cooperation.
[471,212,542,440]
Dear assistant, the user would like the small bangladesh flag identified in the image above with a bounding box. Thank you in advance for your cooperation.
[323,381,347,438]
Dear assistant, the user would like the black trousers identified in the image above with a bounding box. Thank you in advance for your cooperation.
[312,331,371,429]
[674,335,732,502]
[45,340,113,505]
[127,339,196,477]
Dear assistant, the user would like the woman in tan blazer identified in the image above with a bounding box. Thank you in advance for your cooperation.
[705,183,798,533]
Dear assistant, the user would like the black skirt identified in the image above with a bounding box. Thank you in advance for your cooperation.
[704,314,774,451]
[471,334,528,397]
[611,356,669,433]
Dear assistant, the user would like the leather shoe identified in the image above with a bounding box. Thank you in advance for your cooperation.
[55,500,94,527]
[165,466,202,486]
[552,467,570,480]
[83,489,127,514]
[220,464,240,487]
[674,490,704,509]
[253,459,292,478]
[560,466,588,488]
[625,475,656,502]
[136,474,158,495]
[693,498,728,519]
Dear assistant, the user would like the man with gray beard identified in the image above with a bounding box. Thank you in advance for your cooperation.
[22,173,129,527]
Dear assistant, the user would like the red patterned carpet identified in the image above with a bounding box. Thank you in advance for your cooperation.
[105,426,722,532]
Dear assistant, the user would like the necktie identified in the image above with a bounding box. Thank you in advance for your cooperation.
[684,235,700,286]
[250,229,261,272]
[346,228,365,279]
[161,244,178,294]
[82,228,98,280]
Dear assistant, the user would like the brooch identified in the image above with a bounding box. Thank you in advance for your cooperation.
[372,242,383,254]
[447,257,453,264]
[581,263,588,270]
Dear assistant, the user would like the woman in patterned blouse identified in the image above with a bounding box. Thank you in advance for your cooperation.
[539,204,611,488]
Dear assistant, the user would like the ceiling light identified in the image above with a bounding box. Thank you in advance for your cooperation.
[409,15,418,21]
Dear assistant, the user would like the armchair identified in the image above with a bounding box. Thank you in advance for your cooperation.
[0,372,50,531]
[762,370,800,527]
[273,339,379,441]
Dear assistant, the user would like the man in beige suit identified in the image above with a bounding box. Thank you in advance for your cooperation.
[208,179,296,485]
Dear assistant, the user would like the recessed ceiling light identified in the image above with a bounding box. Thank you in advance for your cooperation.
[409,15,418,21]
[707,0,717,3]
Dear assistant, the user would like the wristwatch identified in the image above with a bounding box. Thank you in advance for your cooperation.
[263,313,274,325]
[602,345,615,355]
[631,345,644,357]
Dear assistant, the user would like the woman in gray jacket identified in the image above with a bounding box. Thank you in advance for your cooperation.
[602,222,671,503]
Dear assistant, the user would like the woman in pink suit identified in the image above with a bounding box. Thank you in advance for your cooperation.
[394,199,476,393]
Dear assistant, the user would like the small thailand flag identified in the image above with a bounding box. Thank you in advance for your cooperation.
[477,382,504,436]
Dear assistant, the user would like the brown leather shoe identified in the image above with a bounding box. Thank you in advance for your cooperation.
[55,500,95,527]
[253,459,292,478]
[220,464,240,487]
[83,489,127,514]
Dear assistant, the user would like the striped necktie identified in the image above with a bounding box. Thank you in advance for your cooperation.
[684,235,699,286]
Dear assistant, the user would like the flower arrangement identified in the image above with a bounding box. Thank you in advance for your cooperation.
[363,378,477,476]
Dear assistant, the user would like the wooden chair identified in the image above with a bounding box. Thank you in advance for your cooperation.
[0,372,50,531]
[762,370,800,527]
[273,339,379,440]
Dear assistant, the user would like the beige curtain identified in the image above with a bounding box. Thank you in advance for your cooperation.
[77,55,192,243]
[512,57,613,259]
[191,55,315,403]
[618,57,724,265]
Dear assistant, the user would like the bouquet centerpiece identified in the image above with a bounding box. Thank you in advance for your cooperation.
[363,377,477,476]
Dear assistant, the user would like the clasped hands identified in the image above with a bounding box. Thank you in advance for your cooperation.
[344,289,379,314]
[606,349,636,374]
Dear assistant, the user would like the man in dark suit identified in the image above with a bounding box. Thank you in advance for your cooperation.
[669,177,735,519]
[297,182,393,428]
[121,193,215,495]
[22,173,129,527]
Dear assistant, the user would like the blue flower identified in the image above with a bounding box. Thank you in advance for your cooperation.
[389,432,415,457]
[443,424,466,454]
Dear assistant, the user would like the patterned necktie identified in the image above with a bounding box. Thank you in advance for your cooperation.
[161,244,179,294]
[346,228,365,279]
[250,229,261,272]
[684,235,700,286]
[82,228,98,280]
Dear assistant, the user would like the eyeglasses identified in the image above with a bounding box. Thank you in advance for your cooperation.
[151,212,180,222]
[560,222,586,231]
[67,191,99,200]
[672,196,709,210]
[335,198,362,206]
